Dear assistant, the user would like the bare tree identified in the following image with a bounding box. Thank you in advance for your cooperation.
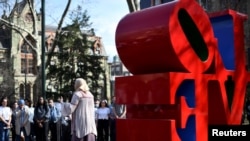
[45,0,72,68]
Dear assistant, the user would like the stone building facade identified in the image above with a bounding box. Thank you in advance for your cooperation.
[0,0,41,103]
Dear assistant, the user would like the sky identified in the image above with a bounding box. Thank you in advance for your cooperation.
[45,0,130,62]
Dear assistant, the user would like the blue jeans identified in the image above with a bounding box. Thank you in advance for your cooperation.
[0,121,10,141]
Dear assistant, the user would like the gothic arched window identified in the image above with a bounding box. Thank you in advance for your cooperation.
[21,36,36,74]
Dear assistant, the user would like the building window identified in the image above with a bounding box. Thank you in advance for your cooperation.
[115,66,120,72]
[28,59,33,73]
[20,84,24,98]
[152,0,162,6]
[21,58,34,74]
[21,44,32,53]
[26,84,31,98]
[123,72,131,76]
[21,37,35,74]
[21,59,25,73]
[115,66,121,75]
[19,83,30,99]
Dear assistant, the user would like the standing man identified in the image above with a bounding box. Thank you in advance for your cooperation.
[109,96,126,141]
[25,98,35,141]
[54,96,63,112]
[0,97,12,141]
[11,101,18,141]
[53,96,63,141]
[48,98,61,141]
[15,99,30,141]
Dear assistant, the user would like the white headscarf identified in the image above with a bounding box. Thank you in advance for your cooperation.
[74,78,90,92]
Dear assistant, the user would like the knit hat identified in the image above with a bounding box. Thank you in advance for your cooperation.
[18,99,25,105]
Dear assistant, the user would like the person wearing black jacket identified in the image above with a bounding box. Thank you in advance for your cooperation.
[33,97,50,141]
[11,101,18,141]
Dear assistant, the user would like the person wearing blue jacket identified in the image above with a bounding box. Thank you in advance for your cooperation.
[48,98,61,141]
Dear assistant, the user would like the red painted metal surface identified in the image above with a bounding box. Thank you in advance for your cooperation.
[115,0,248,140]
[115,0,216,75]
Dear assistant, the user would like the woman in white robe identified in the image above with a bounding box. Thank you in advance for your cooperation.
[61,78,97,141]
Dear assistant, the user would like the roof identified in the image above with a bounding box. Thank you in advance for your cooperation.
[9,0,27,18]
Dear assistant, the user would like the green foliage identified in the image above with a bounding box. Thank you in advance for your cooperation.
[47,5,105,99]
[69,5,93,29]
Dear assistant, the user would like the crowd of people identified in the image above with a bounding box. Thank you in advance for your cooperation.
[2,78,250,141]
[0,78,126,141]
[0,95,72,141]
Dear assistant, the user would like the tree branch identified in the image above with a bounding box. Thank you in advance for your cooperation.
[45,0,72,68]
[0,18,36,39]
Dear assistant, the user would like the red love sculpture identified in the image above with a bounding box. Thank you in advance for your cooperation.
[115,0,248,141]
